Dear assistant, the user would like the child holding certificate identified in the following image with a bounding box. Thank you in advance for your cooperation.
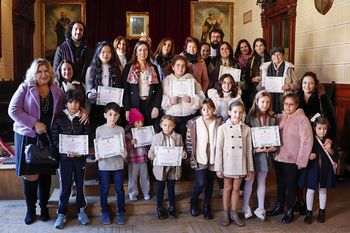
[298,116,337,224]
[95,102,127,225]
[51,90,91,229]
[125,108,150,201]
[215,101,254,227]
[243,90,278,221]
[148,115,187,220]
[186,98,224,220]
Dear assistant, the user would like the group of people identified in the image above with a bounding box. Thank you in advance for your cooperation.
[8,20,338,229]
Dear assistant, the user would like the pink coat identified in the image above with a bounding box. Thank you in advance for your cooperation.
[276,109,313,168]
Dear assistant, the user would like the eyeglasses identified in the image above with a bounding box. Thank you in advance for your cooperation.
[283,102,295,107]
[211,35,221,39]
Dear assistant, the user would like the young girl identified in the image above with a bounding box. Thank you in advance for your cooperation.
[148,115,187,219]
[215,101,254,226]
[85,41,124,128]
[298,116,337,224]
[186,98,224,220]
[243,90,278,221]
[125,108,150,201]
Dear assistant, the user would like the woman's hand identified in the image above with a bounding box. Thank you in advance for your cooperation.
[79,108,89,125]
[150,153,155,160]
[183,96,191,104]
[88,92,98,102]
[170,96,179,105]
[151,107,159,119]
[297,165,303,170]
[252,76,262,83]
[125,111,130,121]
[309,153,316,160]
[216,171,223,178]
[282,84,290,91]
[34,121,47,134]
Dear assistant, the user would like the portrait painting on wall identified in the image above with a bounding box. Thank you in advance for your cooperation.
[41,0,86,62]
[191,2,233,46]
[126,11,149,40]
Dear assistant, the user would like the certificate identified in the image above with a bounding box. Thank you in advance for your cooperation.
[153,146,182,166]
[59,134,89,155]
[219,65,241,82]
[169,79,195,97]
[251,126,281,148]
[96,86,124,106]
[131,126,154,147]
[262,76,284,93]
[94,134,124,159]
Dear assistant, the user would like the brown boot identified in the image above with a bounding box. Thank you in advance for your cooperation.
[221,209,230,226]
[304,210,312,224]
[230,209,245,226]
[317,209,325,223]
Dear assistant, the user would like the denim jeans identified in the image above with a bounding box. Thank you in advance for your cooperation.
[99,169,125,214]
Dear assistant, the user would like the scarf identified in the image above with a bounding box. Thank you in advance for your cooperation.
[156,54,172,69]
[268,60,285,77]
[238,53,253,69]
[183,51,199,64]
[61,38,88,78]
[127,63,159,85]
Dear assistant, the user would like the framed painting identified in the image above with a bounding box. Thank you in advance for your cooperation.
[191,2,233,46]
[41,0,86,61]
[126,11,149,40]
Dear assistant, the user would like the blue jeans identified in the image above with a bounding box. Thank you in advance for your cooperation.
[191,168,216,204]
[99,169,125,214]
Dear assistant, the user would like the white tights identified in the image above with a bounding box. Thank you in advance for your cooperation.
[243,171,268,209]
[306,185,327,211]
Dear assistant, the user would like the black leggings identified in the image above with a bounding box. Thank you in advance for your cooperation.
[157,179,176,208]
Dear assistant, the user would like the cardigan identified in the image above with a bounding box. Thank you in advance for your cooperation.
[8,82,65,138]
[214,119,254,177]
[276,109,313,168]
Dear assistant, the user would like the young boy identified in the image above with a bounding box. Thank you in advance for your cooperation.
[95,102,127,225]
[51,90,91,229]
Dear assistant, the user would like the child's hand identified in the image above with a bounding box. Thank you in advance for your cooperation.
[74,153,82,157]
[150,153,155,160]
[181,151,186,159]
[95,157,103,161]
[121,151,127,158]
[183,96,191,103]
[170,96,179,105]
[256,146,266,153]
[89,92,98,101]
[131,139,137,145]
[245,171,252,180]
[216,171,223,178]
[266,146,277,153]
[309,153,316,160]
[252,76,262,83]
[324,144,333,154]
[282,84,290,91]
[324,139,333,147]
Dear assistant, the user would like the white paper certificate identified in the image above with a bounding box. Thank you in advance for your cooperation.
[96,86,124,106]
[262,76,284,93]
[131,126,154,147]
[94,134,124,159]
[251,126,281,148]
[169,79,195,97]
[219,65,241,82]
[153,146,182,166]
[59,134,89,155]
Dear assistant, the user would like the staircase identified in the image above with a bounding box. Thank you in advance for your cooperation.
[48,159,277,218]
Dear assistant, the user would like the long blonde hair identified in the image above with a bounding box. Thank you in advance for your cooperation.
[248,90,274,117]
[24,58,55,84]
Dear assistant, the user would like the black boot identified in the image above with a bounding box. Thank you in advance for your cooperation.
[190,199,198,216]
[282,208,294,223]
[304,210,313,224]
[157,207,166,219]
[167,206,176,218]
[202,203,212,220]
[38,174,51,221]
[317,209,325,223]
[23,178,38,225]
[267,202,284,216]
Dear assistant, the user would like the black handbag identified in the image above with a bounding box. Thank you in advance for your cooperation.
[24,133,58,164]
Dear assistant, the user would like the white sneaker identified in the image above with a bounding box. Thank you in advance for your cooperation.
[242,205,253,219]
[129,195,137,201]
[144,194,150,200]
[254,208,266,221]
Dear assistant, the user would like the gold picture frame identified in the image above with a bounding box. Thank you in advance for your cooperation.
[126,11,149,40]
[190,2,233,46]
[41,0,86,61]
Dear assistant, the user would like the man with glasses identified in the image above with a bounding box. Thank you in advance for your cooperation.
[209,29,225,58]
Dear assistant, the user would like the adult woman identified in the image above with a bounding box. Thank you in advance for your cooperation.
[113,36,131,70]
[55,60,90,114]
[258,47,298,113]
[180,37,209,93]
[200,42,211,68]
[244,38,271,110]
[8,59,88,224]
[234,39,253,70]
[208,42,244,92]
[266,93,313,223]
[152,38,175,82]
[123,41,162,129]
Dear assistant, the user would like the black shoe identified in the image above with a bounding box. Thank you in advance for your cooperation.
[282,208,294,223]
[157,207,167,220]
[168,206,176,218]
[190,199,198,216]
[267,202,284,216]
[317,209,325,223]
[202,203,212,220]
[304,210,313,224]
[299,202,307,215]
[294,201,302,212]
[25,210,36,225]
[40,207,49,221]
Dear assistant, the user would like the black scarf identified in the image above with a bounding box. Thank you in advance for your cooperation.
[183,51,199,64]
[156,54,172,69]
[268,60,285,77]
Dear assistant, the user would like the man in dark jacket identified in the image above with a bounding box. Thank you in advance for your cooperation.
[53,21,93,84]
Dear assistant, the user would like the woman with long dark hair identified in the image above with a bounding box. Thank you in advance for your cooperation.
[152,38,175,82]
